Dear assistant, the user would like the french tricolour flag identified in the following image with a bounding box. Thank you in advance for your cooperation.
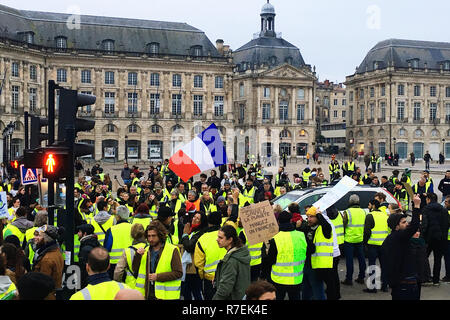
[169,123,228,182]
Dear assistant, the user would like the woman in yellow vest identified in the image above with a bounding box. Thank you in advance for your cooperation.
[0,256,17,300]
[133,220,182,300]
[113,224,148,294]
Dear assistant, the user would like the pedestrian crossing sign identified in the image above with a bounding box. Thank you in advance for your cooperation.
[20,165,38,185]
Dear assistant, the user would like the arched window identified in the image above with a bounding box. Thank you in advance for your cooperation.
[280,129,291,138]
[151,124,161,134]
[414,129,424,138]
[55,36,67,49]
[147,42,160,55]
[128,124,138,133]
[102,39,115,52]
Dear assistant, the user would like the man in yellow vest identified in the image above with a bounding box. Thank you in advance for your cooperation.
[306,207,340,300]
[89,200,115,246]
[242,179,256,206]
[341,194,367,286]
[104,205,133,279]
[194,211,226,300]
[2,207,33,245]
[342,159,356,177]
[132,220,183,300]
[363,199,389,293]
[264,211,306,300]
[70,247,131,300]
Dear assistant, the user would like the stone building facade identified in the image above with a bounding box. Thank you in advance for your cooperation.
[0,1,317,164]
[345,39,450,160]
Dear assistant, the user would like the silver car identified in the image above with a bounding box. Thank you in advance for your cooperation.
[273,185,401,217]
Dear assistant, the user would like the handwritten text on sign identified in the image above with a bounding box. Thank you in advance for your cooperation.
[239,200,279,246]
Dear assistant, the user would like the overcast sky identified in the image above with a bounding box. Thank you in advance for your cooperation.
[3,0,450,83]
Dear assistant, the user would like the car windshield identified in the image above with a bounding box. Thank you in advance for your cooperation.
[274,193,303,210]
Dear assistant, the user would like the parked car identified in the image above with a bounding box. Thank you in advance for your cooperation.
[273,185,401,218]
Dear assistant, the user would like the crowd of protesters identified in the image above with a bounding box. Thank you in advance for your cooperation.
[0,156,449,301]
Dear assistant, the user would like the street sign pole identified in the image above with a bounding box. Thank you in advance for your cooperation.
[65,126,75,265]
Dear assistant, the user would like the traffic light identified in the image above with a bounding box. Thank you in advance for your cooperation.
[57,89,96,157]
[42,148,69,179]
[10,160,19,169]
[30,115,49,149]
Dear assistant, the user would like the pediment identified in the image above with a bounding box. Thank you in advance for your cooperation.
[262,64,316,80]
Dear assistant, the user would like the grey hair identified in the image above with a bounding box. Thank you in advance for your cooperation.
[188,190,197,197]
[116,205,130,220]
[34,211,48,227]
[349,194,360,206]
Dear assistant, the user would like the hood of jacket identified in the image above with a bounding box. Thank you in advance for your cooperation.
[80,234,99,246]
[94,211,112,225]
[223,246,251,265]
[0,275,13,295]
[12,217,34,233]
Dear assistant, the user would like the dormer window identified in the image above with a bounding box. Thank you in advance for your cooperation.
[409,59,419,69]
[269,56,277,65]
[102,39,115,52]
[373,61,379,70]
[191,46,203,57]
[285,57,293,65]
[55,36,67,49]
[147,42,159,55]
[20,31,34,44]
[444,61,450,71]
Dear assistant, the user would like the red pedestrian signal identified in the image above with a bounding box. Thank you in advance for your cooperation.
[45,153,56,173]
[10,160,19,169]
[42,148,69,180]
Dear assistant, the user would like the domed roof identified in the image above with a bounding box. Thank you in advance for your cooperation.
[261,1,275,15]
[355,38,450,74]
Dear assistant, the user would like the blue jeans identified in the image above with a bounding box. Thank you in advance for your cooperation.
[367,244,387,288]
[445,240,450,278]
[344,242,366,281]
[301,265,325,300]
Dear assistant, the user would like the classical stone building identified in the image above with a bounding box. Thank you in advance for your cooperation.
[0,1,316,164]
[316,80,347,151]
[232,1,317,162]
[0,4,234,162]
[345,39,450,160]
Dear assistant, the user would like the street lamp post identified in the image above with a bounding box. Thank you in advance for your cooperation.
[442,139,446,162]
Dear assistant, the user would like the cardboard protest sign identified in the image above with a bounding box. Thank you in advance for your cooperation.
[239,200,279,246]
[403,183,414,202]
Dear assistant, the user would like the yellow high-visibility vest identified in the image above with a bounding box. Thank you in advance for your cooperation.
[109,223,134,264]
[197,230,226,277]
[271,231,306,285]
[135,244,182,300]
[311,225,334,269]
[367,210,389,246]
[70,281,129,300]
[344,207,366,243]
[330,213,344,245]
[124,243,148,294]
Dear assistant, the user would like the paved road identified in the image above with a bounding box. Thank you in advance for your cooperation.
[337,255,450,300]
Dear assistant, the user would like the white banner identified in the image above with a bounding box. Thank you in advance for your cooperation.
[312,176,358,212]
[0,191,8,219]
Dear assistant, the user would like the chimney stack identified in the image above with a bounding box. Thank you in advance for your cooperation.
[216,39,224,55]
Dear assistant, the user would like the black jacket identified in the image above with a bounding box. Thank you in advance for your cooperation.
[381,207,420,287]
[78,234,101,288]
[421,202,449,243]
[438,178,450,197]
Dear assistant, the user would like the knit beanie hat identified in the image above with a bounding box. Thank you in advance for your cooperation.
[158,206,175,219]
